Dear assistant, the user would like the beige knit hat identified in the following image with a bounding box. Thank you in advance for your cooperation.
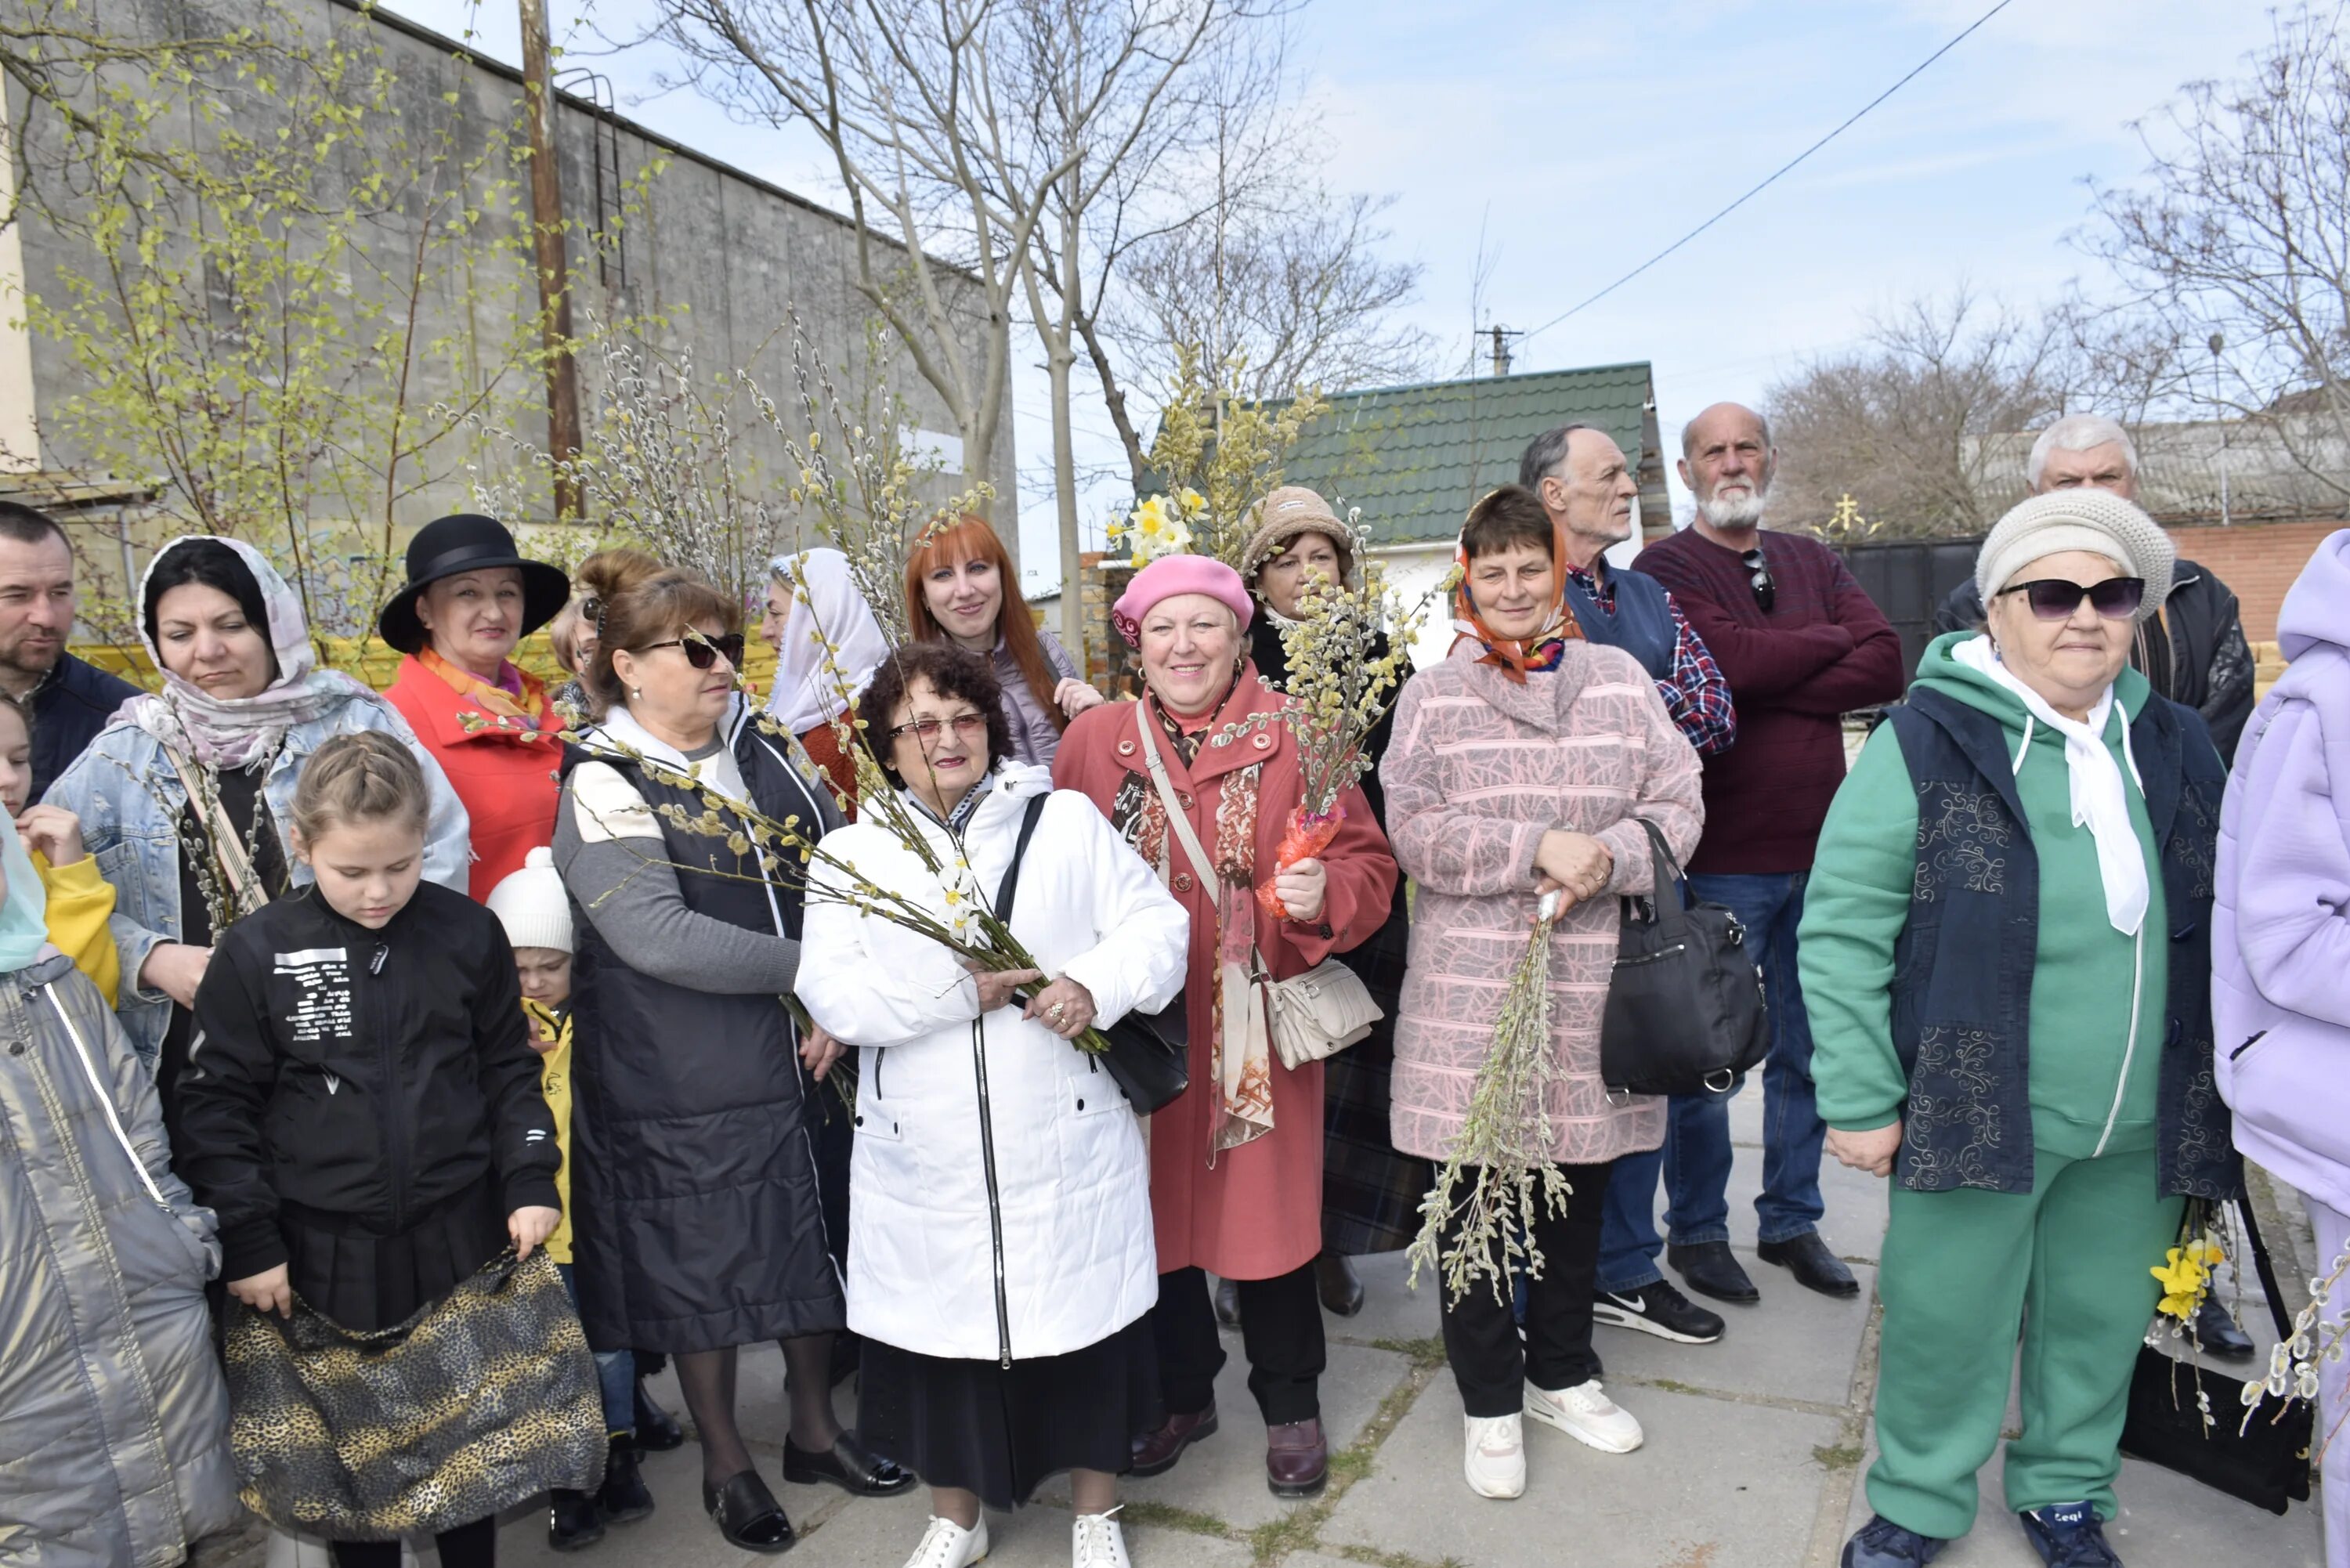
[1238,486,1357,588]
[1975,488,2174,623]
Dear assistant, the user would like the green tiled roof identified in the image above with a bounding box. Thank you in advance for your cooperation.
[1276,363,1658,547]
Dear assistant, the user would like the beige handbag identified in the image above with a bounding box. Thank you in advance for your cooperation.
[1134,717,1382,1071]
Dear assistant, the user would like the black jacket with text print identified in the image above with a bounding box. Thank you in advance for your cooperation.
[176,880,560,1282]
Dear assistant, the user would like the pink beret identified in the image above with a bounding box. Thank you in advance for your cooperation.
[1112,554,1253,648]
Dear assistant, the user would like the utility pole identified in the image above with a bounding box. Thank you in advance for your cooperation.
[2208,331,2230,526]
[519,0,581,521]
[1488,324,1516,378]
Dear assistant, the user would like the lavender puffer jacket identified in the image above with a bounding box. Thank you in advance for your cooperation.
[1384,641,1705,1165]
[2214,529,2350,1216]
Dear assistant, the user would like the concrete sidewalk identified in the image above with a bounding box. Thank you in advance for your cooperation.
[479,1090,2325,1568]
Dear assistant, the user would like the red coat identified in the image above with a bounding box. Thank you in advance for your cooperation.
[1054,670,1398,1281]
[383,654,563,901]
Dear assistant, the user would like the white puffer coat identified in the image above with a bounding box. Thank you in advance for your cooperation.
[800,764,1188,1363]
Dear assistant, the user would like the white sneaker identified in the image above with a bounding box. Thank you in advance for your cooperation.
[1072,1509,1130,1568]
[1524,1378,1643,1453]
[903,1515,990,1568]
[1462,1411,1526,1498]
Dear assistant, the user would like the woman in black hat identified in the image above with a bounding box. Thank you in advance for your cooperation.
[381,515,571,901]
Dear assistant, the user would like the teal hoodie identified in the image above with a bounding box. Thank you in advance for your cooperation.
[1801,630,2168,1160]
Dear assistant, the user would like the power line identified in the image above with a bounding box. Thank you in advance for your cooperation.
[1517,0,2019,347]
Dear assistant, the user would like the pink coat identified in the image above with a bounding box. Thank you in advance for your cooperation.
[1384,641,1705,1166]
[1054,673,1399,1281]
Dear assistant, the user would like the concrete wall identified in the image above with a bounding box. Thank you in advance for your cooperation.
[6,0,1015,598]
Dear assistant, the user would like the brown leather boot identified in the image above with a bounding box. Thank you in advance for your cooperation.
[1130,1404,1219,1477]
[1265,1418,1328,1498]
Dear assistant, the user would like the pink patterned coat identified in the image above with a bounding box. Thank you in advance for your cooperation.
[1385,641,1705,1165]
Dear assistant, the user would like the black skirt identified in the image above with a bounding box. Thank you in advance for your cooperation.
[280,1177,506,1335]
[1322,909,1433,1256]
[859,1317,1162,1512]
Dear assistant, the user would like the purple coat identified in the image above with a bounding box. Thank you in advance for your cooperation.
[2213,528,2350,1216]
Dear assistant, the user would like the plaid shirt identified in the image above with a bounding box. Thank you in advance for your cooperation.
[1567,563,1737,755]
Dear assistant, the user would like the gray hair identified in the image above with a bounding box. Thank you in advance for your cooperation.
[1518,424,1595,489]
[1679,406,1773,459]
[2027,414,2137,490]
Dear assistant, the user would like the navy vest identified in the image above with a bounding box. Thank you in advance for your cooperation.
[1564,565,1675,680]
[1882,685,2235,1200]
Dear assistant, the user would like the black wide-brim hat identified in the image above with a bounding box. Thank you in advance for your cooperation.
[377,513,572,656]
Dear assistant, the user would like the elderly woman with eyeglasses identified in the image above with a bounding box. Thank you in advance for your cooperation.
[1802,490,2236,1568]
[554,568,913,1555]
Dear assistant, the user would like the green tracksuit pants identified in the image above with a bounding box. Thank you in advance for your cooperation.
[1867,1144,2185,1540]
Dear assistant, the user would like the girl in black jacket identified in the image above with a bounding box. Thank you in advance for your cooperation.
[177,731,561,1568]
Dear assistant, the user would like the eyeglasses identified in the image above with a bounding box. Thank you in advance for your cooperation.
[1998,576,2146,621]
[1741,547,1775,613]
[642,630,746,670]
[888,712,990,744]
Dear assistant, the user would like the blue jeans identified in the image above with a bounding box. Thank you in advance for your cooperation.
[1596,871,1827,1292]
[556,1262,638,1438]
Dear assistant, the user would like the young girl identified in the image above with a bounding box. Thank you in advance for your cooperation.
[0,688,121,1001]
[175,730,565,1568]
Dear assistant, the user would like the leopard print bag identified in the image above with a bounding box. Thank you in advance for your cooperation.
[223,1248,604,1538]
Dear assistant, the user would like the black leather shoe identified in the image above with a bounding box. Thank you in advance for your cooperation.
[2193,1296,2256,1360]
[1668,1241,1761,1304]
[633,1376,685,1452]
[548,1488,605,1552]
[1131,1404,1220,1477]
[598,1434,655,1524]
[703,1469,794,1554]
[1314,1252,1365,1317]
[1214,1275,1242,1328]
[781,1431,916,1497]
[1758,1232,1860,1299]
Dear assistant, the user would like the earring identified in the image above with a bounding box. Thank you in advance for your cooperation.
[631,687,642,702]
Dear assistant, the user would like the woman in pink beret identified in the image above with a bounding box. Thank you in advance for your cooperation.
[1053,554,1397,1502]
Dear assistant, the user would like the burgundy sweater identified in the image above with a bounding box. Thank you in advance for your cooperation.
[1635,526,1906,875]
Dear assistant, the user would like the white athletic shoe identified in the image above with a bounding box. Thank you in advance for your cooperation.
[1524,1378,1644,1454]
[1072,1510,1131,1568]
[1462,1411,1527,1498]
[902,1515,990,1568]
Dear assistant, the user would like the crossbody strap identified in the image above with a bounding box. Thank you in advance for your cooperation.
[1133,710,1220,890]
[2235,1197,2298,1346]
[164,745,270,917]
[992,793,1051,920]
[45,982,171,1210]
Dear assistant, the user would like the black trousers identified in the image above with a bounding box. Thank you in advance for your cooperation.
[332,1517,494,1568]
[1152,1263,1325,1425]
[1438,1159,1613,1419]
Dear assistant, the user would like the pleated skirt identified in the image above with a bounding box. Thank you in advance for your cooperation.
[859,1317,1162,1512]
[280,1177,506,1335]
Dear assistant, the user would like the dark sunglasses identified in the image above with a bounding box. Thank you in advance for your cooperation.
[1998,576,2146,621]
[1741,547,1775,613]
[888,712,989,743]
[642,630,746,670]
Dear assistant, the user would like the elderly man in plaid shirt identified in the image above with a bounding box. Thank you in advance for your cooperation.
[1517,424,1739,1350]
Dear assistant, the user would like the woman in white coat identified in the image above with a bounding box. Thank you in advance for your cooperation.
[800,641,1188,1568]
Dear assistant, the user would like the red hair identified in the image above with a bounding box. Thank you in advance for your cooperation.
[906,515,1065,735]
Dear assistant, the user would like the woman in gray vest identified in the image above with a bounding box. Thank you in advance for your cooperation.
[1801,490,2233,1568]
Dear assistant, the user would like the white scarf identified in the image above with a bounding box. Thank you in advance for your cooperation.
[1954,635,2149,935]
[764,547,889,734]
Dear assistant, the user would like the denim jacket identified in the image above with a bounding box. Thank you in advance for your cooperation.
[42,696,472,1068]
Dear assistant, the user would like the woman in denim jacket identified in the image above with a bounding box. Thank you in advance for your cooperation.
[44,537,468,1125]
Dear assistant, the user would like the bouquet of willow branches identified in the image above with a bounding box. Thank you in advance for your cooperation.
[1406,902,1575,1306]
[2243,1234,2350,1459]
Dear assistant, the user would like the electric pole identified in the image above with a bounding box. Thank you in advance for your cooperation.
[519,0,582,520]
[1488,324,1517,378]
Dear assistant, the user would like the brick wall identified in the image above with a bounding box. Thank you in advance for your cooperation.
[2164,518,2345,642]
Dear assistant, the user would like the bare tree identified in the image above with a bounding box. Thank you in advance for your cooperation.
[2083,4,2350,504]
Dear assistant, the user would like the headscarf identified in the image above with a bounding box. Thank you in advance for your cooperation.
[120,537,371,769]
[1448,504,1583,683]
[0,820,50,971]
[765,548,891,734]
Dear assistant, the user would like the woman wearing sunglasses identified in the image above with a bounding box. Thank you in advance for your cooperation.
[555,569,913,1554]
[1802,489,2235,1568]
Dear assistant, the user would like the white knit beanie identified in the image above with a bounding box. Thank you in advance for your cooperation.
[487,845,573,955]
[1975,488,2175,623]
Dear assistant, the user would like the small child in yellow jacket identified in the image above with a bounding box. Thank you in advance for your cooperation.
[487,846,656,1551]
[0,689,118,1003]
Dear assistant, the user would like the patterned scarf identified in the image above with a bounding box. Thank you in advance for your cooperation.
[418,645,555,740]
[1447,511,1585,683]
[1124,695,1274,1157]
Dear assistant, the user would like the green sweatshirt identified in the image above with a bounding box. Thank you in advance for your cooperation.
[1801,631,2168,1159]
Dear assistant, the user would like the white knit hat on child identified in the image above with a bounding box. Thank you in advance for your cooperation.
[486,845,573,954]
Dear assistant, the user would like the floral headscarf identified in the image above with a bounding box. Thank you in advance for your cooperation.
[1448,500,1583,682]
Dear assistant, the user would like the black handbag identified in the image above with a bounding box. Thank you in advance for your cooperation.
[995,792,1190,1114]
[2118,1199,2314,1516]
[1598,818,1771,1099]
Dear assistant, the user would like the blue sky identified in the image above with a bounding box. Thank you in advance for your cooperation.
[375,0,2287,588]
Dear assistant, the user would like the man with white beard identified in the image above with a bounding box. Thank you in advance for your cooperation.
[1616,403,1906,1318]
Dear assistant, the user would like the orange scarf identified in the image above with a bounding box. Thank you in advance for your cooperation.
[1449,512,1584,683]
[418,645,555,739]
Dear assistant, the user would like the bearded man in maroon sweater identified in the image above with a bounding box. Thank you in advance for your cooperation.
[1619,401,1906,1313]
